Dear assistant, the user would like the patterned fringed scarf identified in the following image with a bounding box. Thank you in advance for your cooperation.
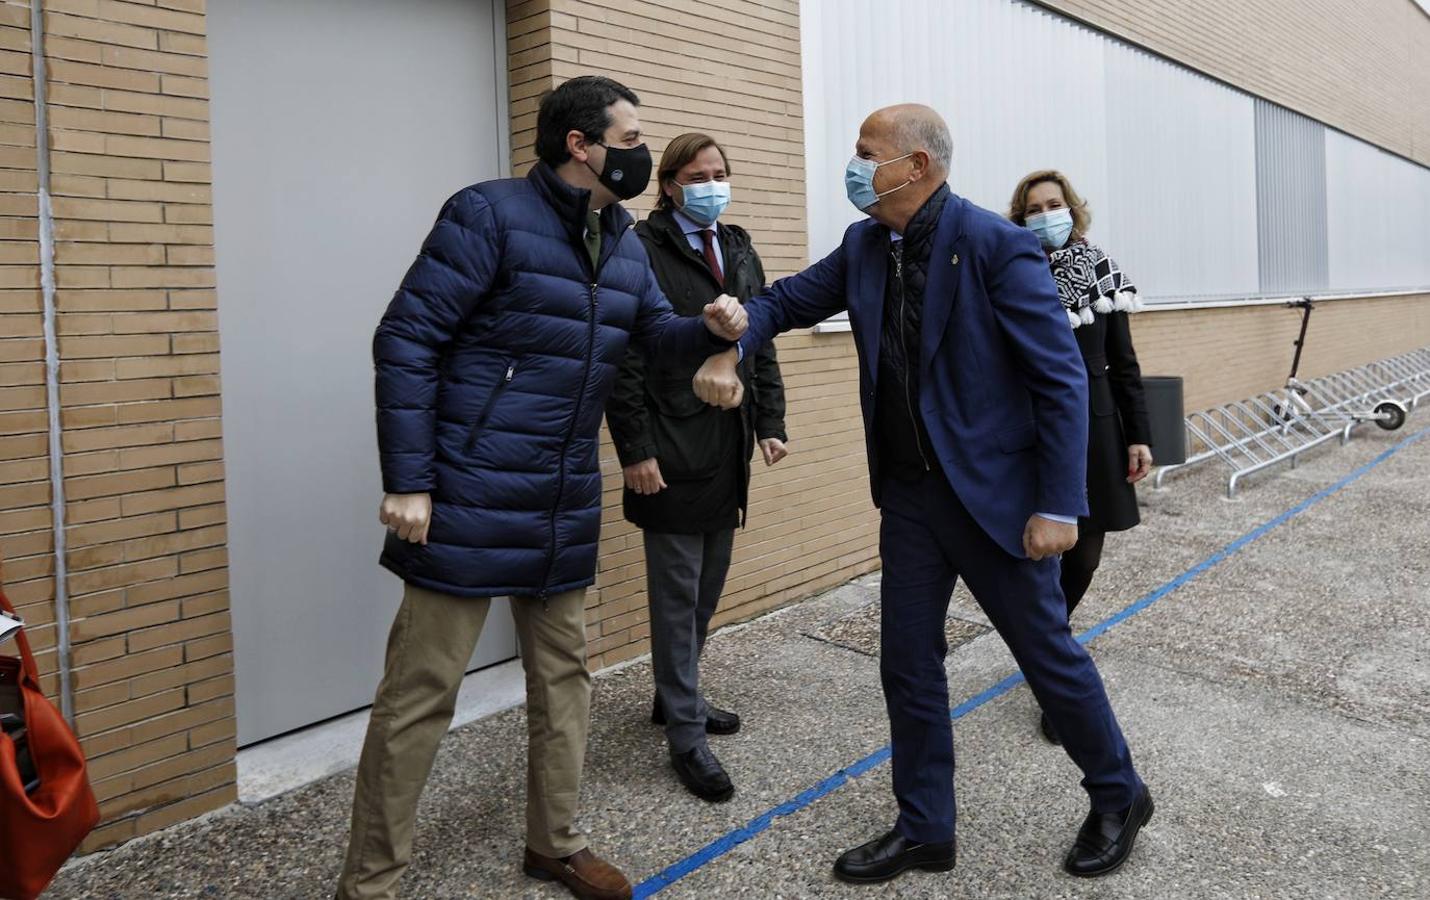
[1048,240,1143,329]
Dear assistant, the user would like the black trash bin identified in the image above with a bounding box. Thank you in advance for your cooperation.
[1143,376,1186,466]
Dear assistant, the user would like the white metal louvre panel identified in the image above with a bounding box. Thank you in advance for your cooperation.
[1326,130,1430,293]
[1255,100,1329,295]
[800,0,1256,304]
[1101,41,1258,303]
[799,0,1109,276]
[799,0,1430,310]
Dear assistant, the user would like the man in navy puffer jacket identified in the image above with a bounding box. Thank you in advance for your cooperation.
[336,76,746,900]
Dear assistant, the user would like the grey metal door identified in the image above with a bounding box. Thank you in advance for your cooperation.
[209,0,516,746]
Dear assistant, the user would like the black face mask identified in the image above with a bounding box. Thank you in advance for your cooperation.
[587,142,652,201]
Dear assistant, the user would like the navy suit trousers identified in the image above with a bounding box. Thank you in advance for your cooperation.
[878,467,1142,843]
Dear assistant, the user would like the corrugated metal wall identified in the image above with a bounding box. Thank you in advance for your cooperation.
[801,0,1112,280]
[1255,100,1329,295]
[1326,130,1430,292]
[799,0,1430,305]
[1103,42,1259,300]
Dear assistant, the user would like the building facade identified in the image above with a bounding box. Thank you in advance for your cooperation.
[0,0,1426,849]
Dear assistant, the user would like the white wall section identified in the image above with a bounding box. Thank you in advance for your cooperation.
[800,0,1430,306]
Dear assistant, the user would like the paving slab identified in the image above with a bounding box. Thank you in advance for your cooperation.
[47,424,1430,899]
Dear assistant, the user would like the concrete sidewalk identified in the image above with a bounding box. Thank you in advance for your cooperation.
[48,423,1430,899]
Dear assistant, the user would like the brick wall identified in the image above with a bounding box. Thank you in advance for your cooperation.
[508,0,807,275]
[1132,293,1430,415]
[0,1,55,704]
[11,0,233,851]
[506,0,875,669]
[1032,0,1430,166]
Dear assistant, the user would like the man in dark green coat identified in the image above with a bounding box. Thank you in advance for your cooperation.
[605,133,787,803]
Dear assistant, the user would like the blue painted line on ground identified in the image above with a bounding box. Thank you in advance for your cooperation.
[632,426,1429,899]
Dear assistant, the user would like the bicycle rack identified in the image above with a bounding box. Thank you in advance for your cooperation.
[1154,346,1430,498]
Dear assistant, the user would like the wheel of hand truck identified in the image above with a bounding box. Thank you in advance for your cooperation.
[1373,400,1407,431]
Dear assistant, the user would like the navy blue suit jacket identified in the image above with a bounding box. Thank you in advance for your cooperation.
[738,191,1089,558]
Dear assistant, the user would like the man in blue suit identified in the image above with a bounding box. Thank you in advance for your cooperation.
[694,104,1153,883]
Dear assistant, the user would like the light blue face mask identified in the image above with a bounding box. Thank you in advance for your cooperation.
[845,153,913,212]
[1025,208,1074,250]
[678,180,731,227]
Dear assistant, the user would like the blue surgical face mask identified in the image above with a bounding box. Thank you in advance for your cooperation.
[677,180,731,227]
[1025,208,1074,249]
[845,153,913,212]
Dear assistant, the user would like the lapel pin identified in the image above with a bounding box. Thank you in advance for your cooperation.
[951,254,960,266]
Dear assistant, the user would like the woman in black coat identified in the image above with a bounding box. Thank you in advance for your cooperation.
[1008,170,1153,743]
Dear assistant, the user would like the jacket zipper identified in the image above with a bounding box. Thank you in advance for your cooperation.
[540,284,597,597]
[541,223,627,597]
[465,361,515,452]
[894,246,931,472]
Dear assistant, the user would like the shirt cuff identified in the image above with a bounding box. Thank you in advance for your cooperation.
[736,344,745,363]
[1035,512,1078,525]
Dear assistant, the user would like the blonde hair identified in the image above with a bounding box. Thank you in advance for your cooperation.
[1008,169,1091,240]
[655,132,730,211]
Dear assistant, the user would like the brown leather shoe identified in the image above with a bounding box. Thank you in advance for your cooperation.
[523,847,633,900]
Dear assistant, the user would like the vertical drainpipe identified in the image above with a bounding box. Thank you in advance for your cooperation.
[31,1,76,725]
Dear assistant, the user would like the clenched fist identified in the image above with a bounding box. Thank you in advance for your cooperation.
[759,438,788,466]
[380,492,432,545]
[702,294,748,341]
[623,458,666,495]
[693,347,743,409]
[1023,514,1077,561]
[1126,444,1154,484]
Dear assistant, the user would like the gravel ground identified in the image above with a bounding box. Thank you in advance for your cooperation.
[47,421,1430,900]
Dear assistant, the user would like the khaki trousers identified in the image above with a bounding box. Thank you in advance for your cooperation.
[336,584,591,900]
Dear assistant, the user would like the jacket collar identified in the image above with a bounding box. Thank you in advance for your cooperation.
[645,206,696,246]
[643,207,752,289]
[898,183,951,256]
[918,189,969,369]
[852,184,967,378]
[527,161,634,243]
[647,207,752,252]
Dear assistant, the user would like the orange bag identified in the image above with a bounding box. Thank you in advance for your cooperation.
[0,587,99,900]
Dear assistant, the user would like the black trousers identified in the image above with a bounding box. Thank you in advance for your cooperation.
[1059,524,1107,617]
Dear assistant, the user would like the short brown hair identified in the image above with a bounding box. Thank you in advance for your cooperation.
[1008,169,1092,240]
[655,132,730,211]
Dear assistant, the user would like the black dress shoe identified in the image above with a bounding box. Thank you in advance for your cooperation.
[833,829,955,884]
[1040,711,1062,745]
[1064,785,1154,877]
[670,744,735,802]
[651,697,742,735]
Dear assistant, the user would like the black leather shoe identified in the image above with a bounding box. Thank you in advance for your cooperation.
[670,744,735,802]
[833,829,955,884]
[652,697,742,735]
[1064,785,1154,877]
[1040,711,1062,745]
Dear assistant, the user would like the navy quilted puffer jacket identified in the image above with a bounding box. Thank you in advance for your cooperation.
[374,162,724,599]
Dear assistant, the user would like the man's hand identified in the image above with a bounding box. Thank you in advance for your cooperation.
[380,492,432,545]
[693,347,743,409]
[759,438,788,466]
[623,458,667,495]
[1023,514,1077,561]
[702,294,748,341]
[1127,444,1154,484]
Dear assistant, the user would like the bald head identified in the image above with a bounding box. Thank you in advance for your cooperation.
[864,104,953,174]
[852,103,953,232]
